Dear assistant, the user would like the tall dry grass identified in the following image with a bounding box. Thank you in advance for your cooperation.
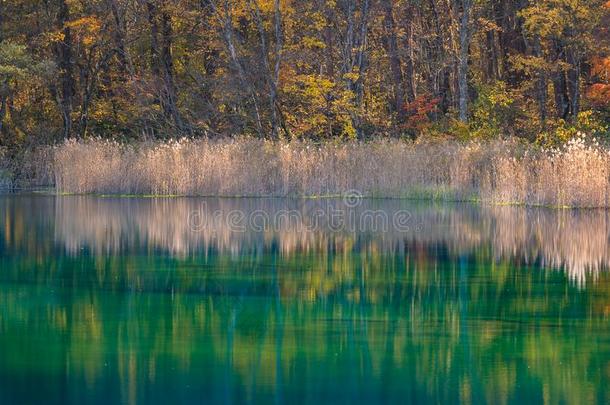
[0,146,54,189]
[0,147,10,189]
[53,135,610,207]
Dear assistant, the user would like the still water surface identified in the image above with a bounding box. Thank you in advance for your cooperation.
[1,194,610,404]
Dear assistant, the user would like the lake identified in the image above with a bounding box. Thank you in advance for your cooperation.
[0,194,609,404]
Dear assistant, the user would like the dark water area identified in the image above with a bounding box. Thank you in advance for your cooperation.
[1,194,609,404]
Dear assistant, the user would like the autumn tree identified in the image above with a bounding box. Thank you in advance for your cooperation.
[0,0,607,143]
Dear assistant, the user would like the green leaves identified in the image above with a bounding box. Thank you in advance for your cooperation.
[0,41,53,84]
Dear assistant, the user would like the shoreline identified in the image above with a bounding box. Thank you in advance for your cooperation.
[5,188,609,211]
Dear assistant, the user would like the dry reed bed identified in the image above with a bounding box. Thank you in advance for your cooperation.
[53,136,610,207]
[0,147,10,188]
[0,146,55,189]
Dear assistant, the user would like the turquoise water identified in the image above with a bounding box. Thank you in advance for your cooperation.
[0,194,609,404]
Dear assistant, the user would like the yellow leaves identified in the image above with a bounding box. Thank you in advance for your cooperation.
[477,17,502,33]
[256,0,293,14]
[65,16,101,32]
[520,5,564,38]
[255,0,278,13]
[302,37,326,50]
[286,74,335,99]
[66,16,102,47]
[509,54,551,75]
[520,0,597,39]
[281,72,359,137]
[341,121,357,139]
[306,11,327,31]
[45,16,102,47]
[45,31,66,43]
[342,71,360,82]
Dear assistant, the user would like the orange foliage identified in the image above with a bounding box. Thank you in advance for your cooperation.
[587,56,610,108]
[586,83,610,108]
[402,95,441,132]
[591,56,610,79]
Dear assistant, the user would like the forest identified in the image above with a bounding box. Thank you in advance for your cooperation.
[0,0,608,144]
[0,0,609,203]
[2,4,610,401]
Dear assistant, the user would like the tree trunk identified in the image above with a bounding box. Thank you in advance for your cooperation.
[0,94,7,135]
[323,1,335,79]
[210,0,264,137]
[146,1,160,76]
[551,41,571,120]
[0,0,4,41]
[147,1,185,132]
[566,48,580,121]
[0,0,7,135]
[321,0,335,137]
[272,0,284,137]
[428,0,451,115]
[57,0,75,138]
[248,0,284,138]
[109,0,129,75]
[485,27,499,82]
[533,36,547,126]
[354,0,370,108]
[457,0,472,122]
[160,6,185,130]
[381,0,404,117]
[551,70,570,120]
[341,0,370,137]
[403,5,416,102]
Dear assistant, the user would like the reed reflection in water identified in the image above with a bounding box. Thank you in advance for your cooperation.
[0,195,609,405]
[48,195,610,284]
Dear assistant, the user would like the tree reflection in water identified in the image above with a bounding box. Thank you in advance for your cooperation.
[0,195,609,404]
